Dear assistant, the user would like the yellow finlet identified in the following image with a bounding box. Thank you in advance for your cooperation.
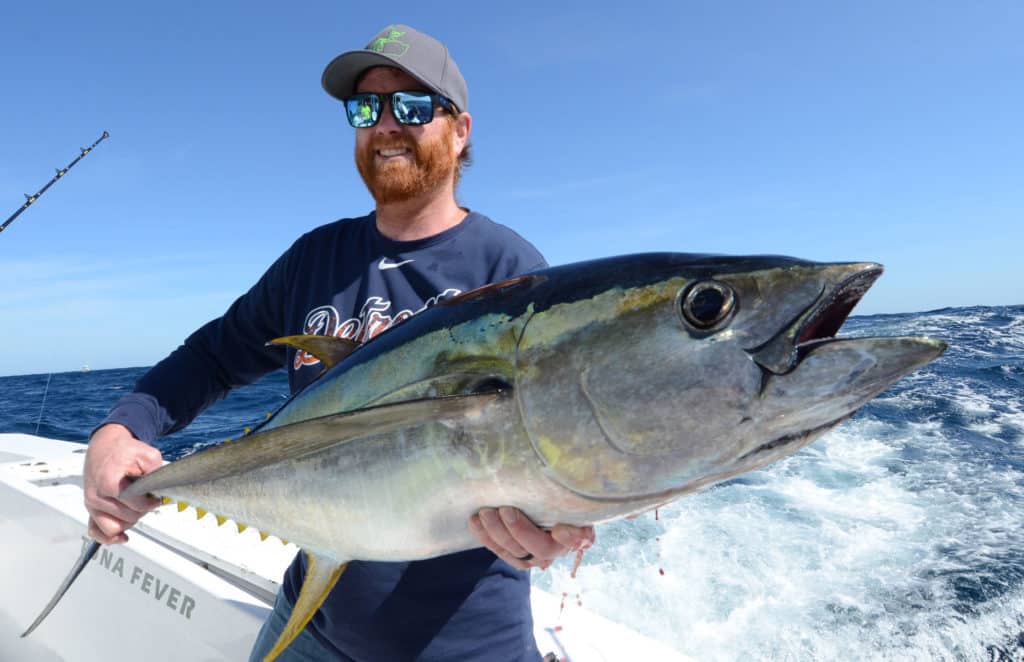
[160,497,172,506]
[196,508,208,519]
[243,427,251,435]
[259,531,269,541]
[237,522,248,533]
[177,501,189,512]
[216,515,227,526]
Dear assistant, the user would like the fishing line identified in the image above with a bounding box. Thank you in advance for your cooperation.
[35,373,52,435]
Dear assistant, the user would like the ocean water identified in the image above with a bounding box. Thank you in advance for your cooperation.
[1,305,1022,661]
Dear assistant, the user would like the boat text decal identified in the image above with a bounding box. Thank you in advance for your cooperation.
[87,540,197,620]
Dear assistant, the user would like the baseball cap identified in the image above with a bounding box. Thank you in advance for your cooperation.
[322,24,469,112]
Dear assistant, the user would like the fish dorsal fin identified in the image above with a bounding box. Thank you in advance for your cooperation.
[120,391,506,499]
[266,335,359,370]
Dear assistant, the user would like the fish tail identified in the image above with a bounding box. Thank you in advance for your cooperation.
[22,538,100,637]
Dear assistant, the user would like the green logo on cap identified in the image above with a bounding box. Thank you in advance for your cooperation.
[369,30,409,57]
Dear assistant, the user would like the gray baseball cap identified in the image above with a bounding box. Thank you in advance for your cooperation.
[322,24,468,112]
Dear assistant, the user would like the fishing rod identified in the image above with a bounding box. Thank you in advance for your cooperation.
[1,130,110,235]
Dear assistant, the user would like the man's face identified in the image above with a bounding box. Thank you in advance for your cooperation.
[353,67,468,205]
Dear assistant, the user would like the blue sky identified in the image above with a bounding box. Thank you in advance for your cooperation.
[1,1,1021,376]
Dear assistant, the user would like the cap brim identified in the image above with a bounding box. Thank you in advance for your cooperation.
[321,50,445,102]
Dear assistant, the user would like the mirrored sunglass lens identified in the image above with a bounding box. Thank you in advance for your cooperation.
[392,92,434,125]
[346,95,379,127]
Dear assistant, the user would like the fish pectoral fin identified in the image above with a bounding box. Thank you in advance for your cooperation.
[121,391,506,499]
[262,551,347,662]
[266,335,359,370]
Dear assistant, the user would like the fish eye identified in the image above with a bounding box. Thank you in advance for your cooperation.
[679,280,736,330]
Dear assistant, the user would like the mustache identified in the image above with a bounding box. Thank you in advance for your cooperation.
[366,136,417,153]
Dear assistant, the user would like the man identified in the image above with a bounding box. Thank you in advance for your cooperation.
[83,24,595,661]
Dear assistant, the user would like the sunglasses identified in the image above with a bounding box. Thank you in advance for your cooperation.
[344,90,456,128]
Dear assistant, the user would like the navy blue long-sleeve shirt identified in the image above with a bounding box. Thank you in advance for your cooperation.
[102,211,547,661]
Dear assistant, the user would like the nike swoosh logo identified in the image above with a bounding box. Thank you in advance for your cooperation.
[378,257,415,270]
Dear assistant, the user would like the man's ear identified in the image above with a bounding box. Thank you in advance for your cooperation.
[452,111,472,154]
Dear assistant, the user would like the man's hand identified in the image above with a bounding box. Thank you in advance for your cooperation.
[83,423,163,544]
[468,507,595,571]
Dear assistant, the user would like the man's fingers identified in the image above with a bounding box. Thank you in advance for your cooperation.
[133,446,164,474]
[468,514,532,571]
[474,508,531,559]
[469,507,599,571]
[120,493,162,514]
[497,507,566,560]
[117,462,163,512]
[88,512,131,544]
[86,490,152,524]
[85,490,159,545]
[88,521,127,545]
[550,524,595,551]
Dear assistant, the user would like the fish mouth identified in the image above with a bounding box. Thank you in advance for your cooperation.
[795,266,881,359]
[738,262,888,462]
[751,263,883,375]
[735,417,847,464]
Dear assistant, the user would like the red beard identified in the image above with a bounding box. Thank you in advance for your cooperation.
[356,124,456,205]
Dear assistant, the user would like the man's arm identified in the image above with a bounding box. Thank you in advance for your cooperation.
[83,241,298,543]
